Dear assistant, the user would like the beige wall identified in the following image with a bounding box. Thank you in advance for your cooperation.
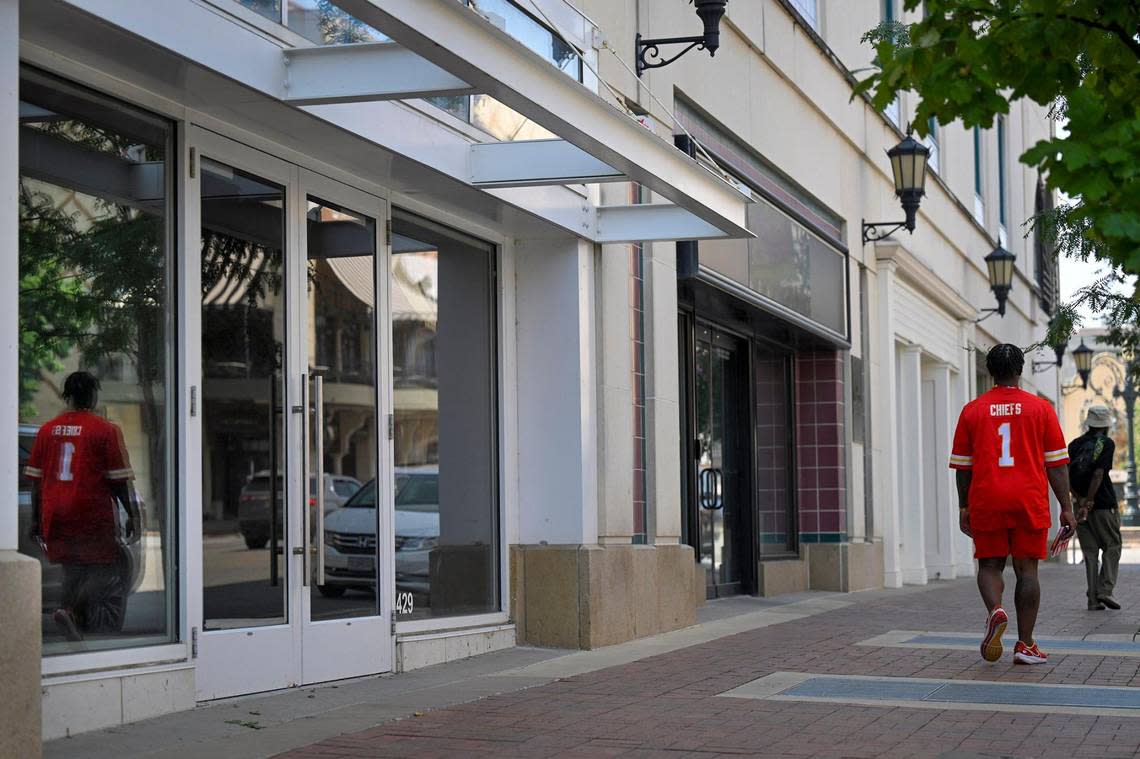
[573,0,1055,582]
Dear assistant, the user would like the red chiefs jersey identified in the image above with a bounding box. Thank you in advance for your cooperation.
[24,410,133,564]
[949,386,1068,530]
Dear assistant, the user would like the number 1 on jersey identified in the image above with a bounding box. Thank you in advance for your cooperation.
[59,441,76,481]
[997,422,1015,467]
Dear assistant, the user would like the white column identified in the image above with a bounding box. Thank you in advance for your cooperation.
[955,320,977,574]
[923,362,957,580]
[0,0,17,551]
[874,261,902,587]
[514,236,598,545]
[898,344,928,585]
[645,240,682,542]
[595,241,634,543]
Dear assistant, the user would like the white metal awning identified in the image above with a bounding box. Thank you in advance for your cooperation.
[330,0,751,241]
[37,0,751,244]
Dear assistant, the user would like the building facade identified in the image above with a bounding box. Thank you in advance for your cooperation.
[0,0,1057,751]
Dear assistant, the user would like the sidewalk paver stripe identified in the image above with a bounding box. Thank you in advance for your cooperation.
[724,673,1140,714]
[860,630,1140,656]
[782,678,946,701]
[913,633,1140,655]
[934,682,1140,708]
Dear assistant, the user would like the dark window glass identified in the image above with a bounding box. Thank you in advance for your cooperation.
[18,68,176,655]
[700,196,848,337]
[391,212,498,619]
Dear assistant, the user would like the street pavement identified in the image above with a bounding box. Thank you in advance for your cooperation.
[48,561,1140,759]
[280,562,1140,759]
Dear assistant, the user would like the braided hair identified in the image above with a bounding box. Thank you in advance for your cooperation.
[985,343,1024,383]
[62,371,100,410]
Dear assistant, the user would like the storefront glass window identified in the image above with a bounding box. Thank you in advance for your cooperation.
[391,212,499,620]
[238,0,282,24]
[700,196,848,338]
[433,0,581,140]
[17,69,176,655]
[286,0,386,44]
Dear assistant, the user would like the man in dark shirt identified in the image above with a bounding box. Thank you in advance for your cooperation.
[1068,404,1122,611]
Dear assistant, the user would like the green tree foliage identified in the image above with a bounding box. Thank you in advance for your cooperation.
[17,187,100,417]
[855,1,1140,345]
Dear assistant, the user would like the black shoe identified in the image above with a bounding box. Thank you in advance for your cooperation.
[1099,596,1121,610]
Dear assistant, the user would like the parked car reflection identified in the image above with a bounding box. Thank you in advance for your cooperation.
[237,470,362,550]
[318,466,438,599]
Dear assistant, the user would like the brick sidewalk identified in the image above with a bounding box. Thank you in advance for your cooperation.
[281,563,1140,759]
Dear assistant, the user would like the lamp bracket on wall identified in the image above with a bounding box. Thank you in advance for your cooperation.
[636,33,707,74]
[861,220,910,244]
[975,307,1005,323]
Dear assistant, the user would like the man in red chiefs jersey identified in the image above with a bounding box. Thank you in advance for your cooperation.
[25,371,139,641]
[950,344,1076,665]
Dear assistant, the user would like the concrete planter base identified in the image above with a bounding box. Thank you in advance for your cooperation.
[0,550,42,758]
[510,543,699,649]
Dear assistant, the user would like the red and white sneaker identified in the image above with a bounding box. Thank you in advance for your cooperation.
[980,606,1008,662]
[1014,641,1048,665]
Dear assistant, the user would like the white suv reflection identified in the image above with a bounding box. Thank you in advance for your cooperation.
[318,466,438,598]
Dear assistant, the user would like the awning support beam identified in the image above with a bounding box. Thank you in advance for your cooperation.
[470,139,624,188]
[595,204,727,244]
[283,42,477,105]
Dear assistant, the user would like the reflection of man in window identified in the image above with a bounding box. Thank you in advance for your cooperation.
[25,372,139,641]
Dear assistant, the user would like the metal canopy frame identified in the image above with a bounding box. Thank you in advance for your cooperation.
[283,42,477,104]
[49,0,751,244]
[331,0,752,241]
[470,139,624,188]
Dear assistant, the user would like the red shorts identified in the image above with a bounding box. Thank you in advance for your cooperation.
[973,527,1048,560]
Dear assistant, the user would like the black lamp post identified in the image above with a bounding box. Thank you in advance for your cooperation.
[636,0,728,75]
[1073,340,1094,389]
[862,132,931,243]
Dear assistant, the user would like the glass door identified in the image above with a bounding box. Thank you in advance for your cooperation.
[196,140,298,699]
[694,324,751,598]
[298,170,391,685]
[191,129,391,700]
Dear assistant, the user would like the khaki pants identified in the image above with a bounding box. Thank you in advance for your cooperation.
[1077,509,1122,602]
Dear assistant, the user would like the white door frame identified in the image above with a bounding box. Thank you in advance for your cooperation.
[187,127,393,700]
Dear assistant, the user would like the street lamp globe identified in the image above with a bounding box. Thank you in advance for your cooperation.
[886,133,931,232]
[1072,340,1094,389]
[983,245,1016,317]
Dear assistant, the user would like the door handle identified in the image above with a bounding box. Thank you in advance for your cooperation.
[699,467,724,511]
[698,467,716,510]
[300,373,310,586]
[313,373,326,587]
